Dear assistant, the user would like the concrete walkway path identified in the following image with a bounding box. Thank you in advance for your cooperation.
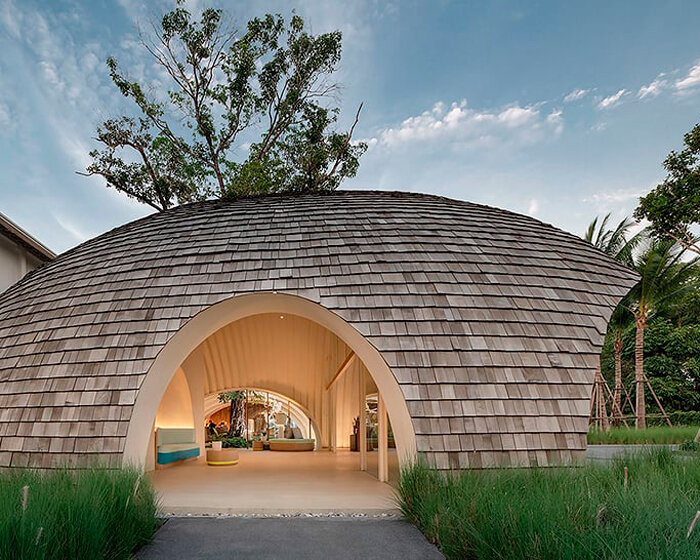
[136,517,444,560]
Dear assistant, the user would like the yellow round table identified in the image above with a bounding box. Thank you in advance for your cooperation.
[206,448,240,466]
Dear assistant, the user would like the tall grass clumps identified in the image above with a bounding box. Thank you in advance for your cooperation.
[0,467,159,560]
[397,450,700,560]
[588,425,699,445]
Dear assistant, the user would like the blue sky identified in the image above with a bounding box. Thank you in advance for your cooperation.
[2,0,700,253]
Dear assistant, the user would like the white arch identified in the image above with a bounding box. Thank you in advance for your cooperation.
[203,386,322,444]
[123,292,417,468]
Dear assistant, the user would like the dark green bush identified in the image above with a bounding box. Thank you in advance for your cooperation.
[648,410,700,426]
[588,425,698,444]
[208,434,248,448]
[398,450,700,560]
[0,467,159,560]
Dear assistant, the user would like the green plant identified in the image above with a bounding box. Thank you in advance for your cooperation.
[588,425,699,445]
[207,434,248,448]
[397,450,700,560]
[0,467,159,560]
[221,436,247,449]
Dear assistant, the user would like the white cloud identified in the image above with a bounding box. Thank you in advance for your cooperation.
[52,213,95,242]
[638,77,667,99]
[563,88,590,103]
[597,89,628,109]
[0,0,21,38]
[584,188,643,214]
[675,61,700,92]
[527,199,539,216]
[0,101,10,128]
[373,99,563,149]
[546,108,563,135]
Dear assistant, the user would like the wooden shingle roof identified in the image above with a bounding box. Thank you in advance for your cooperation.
[0,190,638,469]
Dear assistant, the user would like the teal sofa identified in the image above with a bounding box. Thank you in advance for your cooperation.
[156,428,200,466]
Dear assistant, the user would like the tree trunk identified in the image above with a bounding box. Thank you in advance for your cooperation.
[594,363,609,431]
[635,315,647,430]
[228,396,246,438]
[613,333,623,427]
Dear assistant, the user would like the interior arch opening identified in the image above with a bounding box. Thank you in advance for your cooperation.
[129,294,415,513]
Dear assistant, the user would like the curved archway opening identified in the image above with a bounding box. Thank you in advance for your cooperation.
[203,387,322,447]
[124,293,416,512]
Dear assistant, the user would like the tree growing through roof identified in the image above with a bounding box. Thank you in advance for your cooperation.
[218,390,246,438]
[81,2,366,211]
[635,122,700,255]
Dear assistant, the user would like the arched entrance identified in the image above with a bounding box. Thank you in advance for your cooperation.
[124,293,417,494]
[203,388,322,446]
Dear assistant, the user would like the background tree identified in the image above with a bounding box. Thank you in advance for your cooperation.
[625,239,699,428]
[82,3,366,210]
[635,122,700,255]
[607,301,635,425]
[584,213,642,266]
[583,214,643,427]
[218,390,246,437]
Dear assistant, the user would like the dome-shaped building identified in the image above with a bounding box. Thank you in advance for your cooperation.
[0,191,637,475]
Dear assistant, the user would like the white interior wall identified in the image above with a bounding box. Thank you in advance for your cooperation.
[155,367,195,429]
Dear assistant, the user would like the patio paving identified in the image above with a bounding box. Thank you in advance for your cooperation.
[149,449,400,515]
[136,517,444,560]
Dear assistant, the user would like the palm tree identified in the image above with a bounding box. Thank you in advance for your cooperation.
[626,239,700,428]
[584,214,644,428]
[584,214,643,266]
[607,302,634,425]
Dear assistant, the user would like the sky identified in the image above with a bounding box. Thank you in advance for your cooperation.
[1,0,700,254]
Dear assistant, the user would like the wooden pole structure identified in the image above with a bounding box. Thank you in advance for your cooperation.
[602,378,630,429]
[329,386,337,452]
[326,352,356,391]
[644,374,672,427]
[359,369,367,471]
[378,393,388,482]
[589,364,609,431]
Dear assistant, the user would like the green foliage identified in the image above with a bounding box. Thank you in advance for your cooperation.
[0,467,159,560]
[208,435,247,448]
[84,2,366,210]
[602,310,700,414]
[583,213,644,265]
[398,451,700,560]
[680,440,700,452]
[588,425,699,444]
[636,122,700,254]
[626,238,699,324]
[217,390,245,404]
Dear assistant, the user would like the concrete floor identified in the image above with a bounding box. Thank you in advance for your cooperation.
[136,517,445,560]
[150,449,400,515]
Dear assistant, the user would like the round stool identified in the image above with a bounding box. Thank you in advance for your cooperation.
[206,448,240,466]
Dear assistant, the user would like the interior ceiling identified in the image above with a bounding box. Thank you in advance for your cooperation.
[187,313,377,446]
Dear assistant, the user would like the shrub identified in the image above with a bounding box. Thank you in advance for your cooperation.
[397,450,700,560]
[588,425,699,444]
[0,467,159,560]
[220,436,247,449]
[208,434,248,448]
